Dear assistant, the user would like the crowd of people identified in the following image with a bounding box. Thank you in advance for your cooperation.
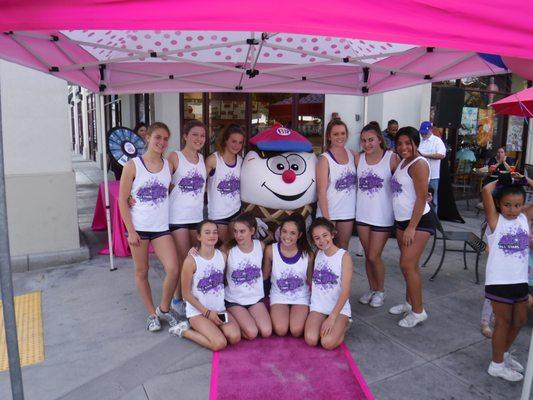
[118,117,532,382]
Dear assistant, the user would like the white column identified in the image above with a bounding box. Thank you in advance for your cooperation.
[154,92,181,152]
[81,89,90,160]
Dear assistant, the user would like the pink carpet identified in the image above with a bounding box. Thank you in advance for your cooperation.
[210,336,373,400]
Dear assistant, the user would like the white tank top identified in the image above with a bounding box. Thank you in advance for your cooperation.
[485,213,530,285]
[129,157,171,232]
[310,249,351,317]
[169,151,206,224]
[186,249,226,318]
[356,151,394,227]
[316,149,357,220]
[269,243,310,305]
[391,156,430,222]
[207,152,242,220]
[225,240,264,305]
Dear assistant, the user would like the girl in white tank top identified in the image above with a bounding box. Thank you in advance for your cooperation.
[355,124,400,309]
[305,218,353,350]
[316,119,357,250]
[118,123,180,333]
[178,220,241,351]
[264,214,313,337]
[482,177,533,381]
[205,124,245,243]
[224,213,272,339]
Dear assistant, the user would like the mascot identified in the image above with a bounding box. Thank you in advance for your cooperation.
[240,124,317,241]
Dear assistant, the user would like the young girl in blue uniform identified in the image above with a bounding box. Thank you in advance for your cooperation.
[263,214,313,337]
[305,218,353,350]
[224,213,272,339]
[482,175,533,381]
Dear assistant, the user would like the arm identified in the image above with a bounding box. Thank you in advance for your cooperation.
[306,251,315,287]
[167,151,178,192]
[389,151,400,173]
[321,252,353,337]
[205,153,217,176]
[403,160,430,247]
[316,155,330,219]
[262,245,273,280]
[118,161,140,246]
[481,180,499,232]
[352,151,360,168]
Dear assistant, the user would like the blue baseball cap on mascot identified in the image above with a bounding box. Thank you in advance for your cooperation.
[419,121,433,136]
[249,123,313,153]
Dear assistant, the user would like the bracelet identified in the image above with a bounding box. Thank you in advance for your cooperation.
[204,309,210,318]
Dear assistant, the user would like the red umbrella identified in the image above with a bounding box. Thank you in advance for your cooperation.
[490,87,533,117]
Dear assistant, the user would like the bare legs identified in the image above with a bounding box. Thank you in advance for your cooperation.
[334,220,354,250]
[270,304,309,337]
[357,225,389,292]
[171,228,198,300]
[491,301,527,363]
[228,302,272,339]
[184,313,241,351]
[304,311,349,350]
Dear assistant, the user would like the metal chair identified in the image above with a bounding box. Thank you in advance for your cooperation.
[421,207,486,284]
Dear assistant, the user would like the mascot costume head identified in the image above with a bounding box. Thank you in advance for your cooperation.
[240,124,317,241]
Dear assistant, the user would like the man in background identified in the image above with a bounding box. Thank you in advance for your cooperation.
[417,121,446,211]
[383,119,399,149]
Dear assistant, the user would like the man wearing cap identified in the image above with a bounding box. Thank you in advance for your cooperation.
[417,121,446,211]
[382,119,399,150]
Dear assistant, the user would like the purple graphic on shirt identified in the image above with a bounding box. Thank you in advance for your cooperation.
[312,262,339,290]
[136,179,168,206]
[178,170,205,195]
[358,170,384,195]
[498,227,529,257]
[217,174,240,197]
[231,261,261,286]
[277,272,305,294]
[335,169,357,192]
[391,177,402,197]
[197,267,224,294]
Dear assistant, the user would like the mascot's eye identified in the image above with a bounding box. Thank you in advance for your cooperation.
[286,154,306,175]
[267,156,289,175]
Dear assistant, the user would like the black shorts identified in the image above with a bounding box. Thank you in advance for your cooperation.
[356,221,394,232]
[169,223,198,231]
[225,298,265,309]
[331,218,355,223]
[126,230,170,241]
[485,283,529,304]
[213,210,241,226]
[395,212,436,236]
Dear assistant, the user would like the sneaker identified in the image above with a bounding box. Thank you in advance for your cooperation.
[481,324,493,338]
[388,302,412,315]
[505,352,525,373]
[169,320,190,337]
[359,291,375,305]
[171,298,187,317]
[156,306,179,327]
[370,292,385,308]
[398,310,428,328]
[488,362,523,382]
[146,314,161,332]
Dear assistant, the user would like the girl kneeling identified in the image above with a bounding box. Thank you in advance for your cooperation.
[305,218,353,350]
[171,220,241,351]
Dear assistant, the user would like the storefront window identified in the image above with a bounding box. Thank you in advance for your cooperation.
[251,93,293,137]
[297,93,324,154]
[208,93,247,154]
[183,92,204,125]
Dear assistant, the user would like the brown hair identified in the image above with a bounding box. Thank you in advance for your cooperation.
[217,123,245,153]
[227,212,257,248]
[146,121,171,137]
[325,119,349,149]
[361,123,387,150]
[280,214,312,256]
[308,217,340,247]
[182,120,206,146]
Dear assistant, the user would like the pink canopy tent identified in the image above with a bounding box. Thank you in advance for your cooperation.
[490,87,533,118]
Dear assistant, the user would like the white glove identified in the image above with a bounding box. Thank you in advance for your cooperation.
[255,218,269,239]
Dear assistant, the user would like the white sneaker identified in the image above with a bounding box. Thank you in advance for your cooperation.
[146,314,161,332]
[370,292,385,308]
[388,302,412,315]
[505,352,525,373]
[488,362,523,381]
[398,310,428,328]
[171,298,187,317]
[169,320,190,337]
[359,290,375,305]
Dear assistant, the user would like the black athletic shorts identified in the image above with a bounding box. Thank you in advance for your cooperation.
[395,212,436,236]
[485,283,529,304]
[126,230,170,241]
[169,223,199,231]
[224,298,265,309]
[356,221,394,232]
[213,210,241,226]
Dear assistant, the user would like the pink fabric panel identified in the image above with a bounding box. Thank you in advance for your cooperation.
[502,57,533,80]
[0,1,532,58]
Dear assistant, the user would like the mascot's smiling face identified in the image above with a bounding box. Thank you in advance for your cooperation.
[241,150,317,210]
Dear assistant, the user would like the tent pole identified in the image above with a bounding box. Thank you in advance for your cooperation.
[96,94,116,271]
[0,72,25,399]
[520,327,533,400]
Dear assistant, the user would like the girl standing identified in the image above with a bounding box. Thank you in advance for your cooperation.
[316,119,357,250]
[119,122,180,331]
[355,124,399,308]
[388,127,434,328]
[224,213,272,339]
[482,175,532,381]
[170,220,241,350]
[206,124,245,244]
[305,218,353,350]
[168,120,207,315]
[264,214,313,337]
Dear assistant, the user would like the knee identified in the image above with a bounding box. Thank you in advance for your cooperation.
[273,322,288,337]
[211,337,228,352]
[304,331,319,347]
[243,325,259,340]
[290,325,304,338]
[135,269,149,281]
[259,324,272,338]
[512,315,527,329]
[366,253,380,266]
[321,336,339,351]
[165,265,179,280]
[227,328,241,345]
[495,315,511,328]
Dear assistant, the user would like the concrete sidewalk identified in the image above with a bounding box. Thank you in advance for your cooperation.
[1,155,532,399]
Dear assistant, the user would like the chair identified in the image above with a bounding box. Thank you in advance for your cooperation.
[421,207,486,284]
[451,160,475,209]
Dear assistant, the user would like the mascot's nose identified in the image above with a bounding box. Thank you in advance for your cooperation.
[282,170,296,184]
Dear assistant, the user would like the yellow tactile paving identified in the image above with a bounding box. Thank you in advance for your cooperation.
[0,291,44,371]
